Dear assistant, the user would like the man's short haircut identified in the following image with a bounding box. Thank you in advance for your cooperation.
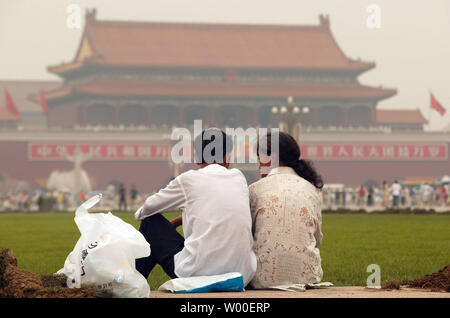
[194,128,234,164]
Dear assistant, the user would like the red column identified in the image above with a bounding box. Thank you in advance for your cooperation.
[371,107,377,126]
[114,106,120,125]
[178,107,184,126]
[252,107,259,127]
[312,107,319,127]
[146,106,152,127]
[342,107,349,127]
[209,107,216,127]
[80,104,87,126]
[77,105,83,126]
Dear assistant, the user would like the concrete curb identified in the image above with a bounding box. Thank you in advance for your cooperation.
[150,286,449,298]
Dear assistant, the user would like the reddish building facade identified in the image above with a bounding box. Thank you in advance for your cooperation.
[0,130,448,191]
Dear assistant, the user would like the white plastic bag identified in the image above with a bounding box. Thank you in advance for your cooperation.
[57,194,151,298]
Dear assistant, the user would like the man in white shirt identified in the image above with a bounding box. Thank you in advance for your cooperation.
[134,128,257,286]
[420,182,433,207]
[391,180,402,207]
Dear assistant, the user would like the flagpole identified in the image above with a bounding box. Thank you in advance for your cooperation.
[39,90,49,128]
[429,90,432,132]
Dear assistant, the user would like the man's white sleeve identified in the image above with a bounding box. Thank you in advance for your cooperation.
[135,177,186,220]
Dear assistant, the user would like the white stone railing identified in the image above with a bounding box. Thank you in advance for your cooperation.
[303,125,394,134]
[4,124,450,134]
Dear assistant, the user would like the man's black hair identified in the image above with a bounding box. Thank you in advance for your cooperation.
[194,128,234,164]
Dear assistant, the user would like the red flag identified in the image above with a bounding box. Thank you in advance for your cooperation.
[430,93,446,116]
[4,89,19,117]
[39,90,49,115]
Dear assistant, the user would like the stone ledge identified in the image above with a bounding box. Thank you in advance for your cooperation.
[150,286,449,298]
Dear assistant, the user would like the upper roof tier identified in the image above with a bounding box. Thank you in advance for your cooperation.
[48,9,375,75]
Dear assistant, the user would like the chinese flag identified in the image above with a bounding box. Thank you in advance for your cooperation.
[39,90,49,115]
[430,93,446,116]
[4,89,19,117]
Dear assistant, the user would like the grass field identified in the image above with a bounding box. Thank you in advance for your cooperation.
[1,212,449,290]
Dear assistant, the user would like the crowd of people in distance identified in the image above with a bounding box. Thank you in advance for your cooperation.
[322,180,450,209]
[0,183,144,212]
[1,179,449,213]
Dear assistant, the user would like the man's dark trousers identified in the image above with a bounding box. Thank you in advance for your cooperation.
[135,213,185,279]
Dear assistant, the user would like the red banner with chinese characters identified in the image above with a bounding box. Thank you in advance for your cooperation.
[28,142,448,161]
[28,143,171,161]
[300,143,448,160]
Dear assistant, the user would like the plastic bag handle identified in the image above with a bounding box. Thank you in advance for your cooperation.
[76,193,102,215]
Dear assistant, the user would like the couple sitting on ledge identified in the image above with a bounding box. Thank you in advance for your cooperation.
[134,128,324,289]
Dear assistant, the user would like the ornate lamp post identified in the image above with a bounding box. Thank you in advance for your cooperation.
[271,96,309,140]
[168,156,183,178]
[167,138,185,178]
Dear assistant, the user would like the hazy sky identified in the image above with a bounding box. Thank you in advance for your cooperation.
[1,0,449,130]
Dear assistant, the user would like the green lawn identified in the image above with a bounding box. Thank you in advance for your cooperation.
[0,212,449,289]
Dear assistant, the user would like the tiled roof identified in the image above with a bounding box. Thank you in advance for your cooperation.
[48,13,374,73]
[376,109,428,124]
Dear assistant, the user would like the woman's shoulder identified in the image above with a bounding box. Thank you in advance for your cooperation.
[248,175,278,197]
[249,172,321,194]
[248,177,264,192]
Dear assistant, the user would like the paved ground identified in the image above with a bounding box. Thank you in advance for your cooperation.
[151,287,449,298]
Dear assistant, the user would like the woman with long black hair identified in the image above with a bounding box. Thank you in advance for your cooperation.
[249,131,324,289]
